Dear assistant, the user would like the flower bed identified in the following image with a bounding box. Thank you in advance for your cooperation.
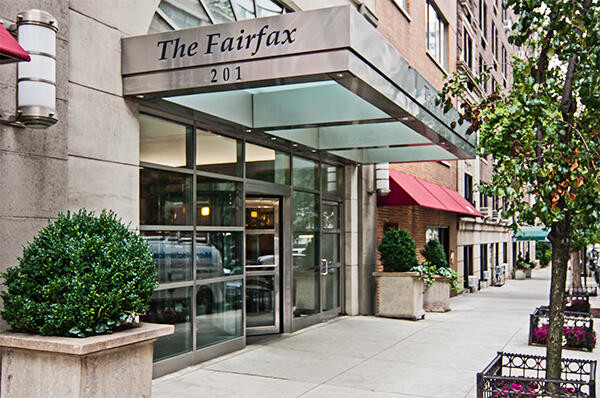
[477,352,596,397]
[529,307,595,352]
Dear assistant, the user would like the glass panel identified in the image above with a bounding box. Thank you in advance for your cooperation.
[293,232,318,268]
[140,114,190,168]
[321,164,343,194]
[141,287,192,362]
[196,280,243,349]
[293,191,318,230]
[246,234,275,265]
[196,232,243,278]
[245,206,275,229]
[245,143,290,185]
[322,204,339,230]
[148,13,174,34]
[196,129,241,176]
[142,231,193,283]
[293,156,319,190]
[322,233,339,265]
[205,0,236,23]
[140,168,192,226]
[322,267,339,311]
[293,267,319,318]
[256,0,283,17]
[158,0,211,29]
[246,275,275,327]
[231,0,255,20]
[196,176,242,226]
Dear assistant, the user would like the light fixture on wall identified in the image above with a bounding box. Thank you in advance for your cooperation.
[375,163,391,196]
[0,10,58,129]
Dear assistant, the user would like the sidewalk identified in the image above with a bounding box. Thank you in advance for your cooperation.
[153,268,600,398]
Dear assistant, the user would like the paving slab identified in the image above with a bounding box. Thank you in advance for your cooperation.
[153,267,600,398]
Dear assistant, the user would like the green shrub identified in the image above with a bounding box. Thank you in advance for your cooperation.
[1,210,158,337]
[378,229,418,272]
[420,239,448,268]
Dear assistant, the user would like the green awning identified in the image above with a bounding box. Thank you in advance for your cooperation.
[514,226,549,242]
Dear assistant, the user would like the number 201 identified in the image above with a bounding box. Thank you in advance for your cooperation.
[210,66,241,83]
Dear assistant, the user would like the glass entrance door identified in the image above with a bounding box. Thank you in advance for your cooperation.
[321,201,341,313]
[245,198,280,335]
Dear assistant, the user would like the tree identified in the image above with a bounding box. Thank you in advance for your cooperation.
[438,0,600,391]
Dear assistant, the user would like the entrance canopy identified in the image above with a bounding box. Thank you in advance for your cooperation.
[0,24,30,64]
[122,6,476,164]
[378,169,483,217]
[514,226,549,242]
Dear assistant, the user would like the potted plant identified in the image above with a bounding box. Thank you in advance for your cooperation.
[373,229,423,320]
[514,254,530,280]
[410,262,460,312]
[0,210,173,398]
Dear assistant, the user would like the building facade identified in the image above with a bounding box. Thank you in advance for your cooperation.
[1,0,480,377]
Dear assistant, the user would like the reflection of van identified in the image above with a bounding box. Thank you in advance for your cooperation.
[145,237,224,281]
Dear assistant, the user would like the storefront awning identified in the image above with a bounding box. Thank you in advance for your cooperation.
[514,226,549,242]
[378,169,483,217]
[121,6,476,164]
[0,23,30,64]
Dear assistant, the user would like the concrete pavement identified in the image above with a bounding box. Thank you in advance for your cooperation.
[153,268,600,397]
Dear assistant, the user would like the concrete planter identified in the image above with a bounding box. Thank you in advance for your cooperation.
[514,269,526,280]
[373,271,425,320]
[0,323,173,398]
[423,276,451,312]
[525,268,532,278]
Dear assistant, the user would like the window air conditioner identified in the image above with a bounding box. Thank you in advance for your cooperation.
[468,275,479,288]
[503,19,512,31]
[483,270,491,280]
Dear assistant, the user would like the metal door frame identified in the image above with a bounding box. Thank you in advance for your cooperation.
[245,197,281,335]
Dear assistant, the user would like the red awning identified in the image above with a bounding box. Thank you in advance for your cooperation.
[378,169,484,217]
[0,24,30,64]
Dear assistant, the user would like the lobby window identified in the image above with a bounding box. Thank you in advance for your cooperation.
[464,173,473,204]
[463,26,473,69]
[149,0,289,33]
[245,142,290,185]
[426,2,447,69]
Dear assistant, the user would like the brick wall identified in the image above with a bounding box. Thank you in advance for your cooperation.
[390,161,458,190]
[377,205,458,272]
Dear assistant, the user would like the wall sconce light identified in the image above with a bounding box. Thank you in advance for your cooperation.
[250,210,258,219]
[375,163,391,196]
[200,206,210,217]
[0,10,58,129]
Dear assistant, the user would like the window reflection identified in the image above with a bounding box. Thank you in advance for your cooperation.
[293,157,319,190]
[142,231,193,283]
[196,232,243,278]
[322,164,343,194]
[246,143,290,185]
[322,204,339,230]
[293,267,319,318]
[231,0,255,20]
[197,129,241,177]
[140,114,190,168]
[205,0,236,23]
[293,191,318,230]
[293,232,318,268]
[140,168,192,226]
[196,280,243,349]
[141,288,193,361]
[255,0,284,17]
[246,234,275,265]
[159,0,211,29]
[197,176,242,226]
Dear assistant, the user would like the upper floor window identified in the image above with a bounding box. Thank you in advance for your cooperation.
[480,0,488,46]
[464,173,473,204]
[149,0,288,33]
[427,2,447,69]
[463,26,473,69]
[393,0,408,13]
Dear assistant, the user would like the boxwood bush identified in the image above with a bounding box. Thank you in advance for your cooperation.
[420,239,448,268]
[1,210,158,337]
[378,229,418,272]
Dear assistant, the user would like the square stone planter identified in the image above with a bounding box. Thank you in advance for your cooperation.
[423,275,451,312]
[0,323,174,398]
[514,269,526,280]
[373,271,425,320]
[525,268,532,278]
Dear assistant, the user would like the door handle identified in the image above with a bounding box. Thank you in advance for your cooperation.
[320,258,328,276]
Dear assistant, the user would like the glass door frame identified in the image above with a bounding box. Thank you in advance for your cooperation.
[245,197,282,335]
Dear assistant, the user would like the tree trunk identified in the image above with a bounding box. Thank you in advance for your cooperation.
[571,251,583,289]
[546,221,571,393]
